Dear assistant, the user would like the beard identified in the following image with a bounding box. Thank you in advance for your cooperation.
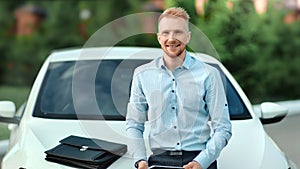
[161,39,186,58]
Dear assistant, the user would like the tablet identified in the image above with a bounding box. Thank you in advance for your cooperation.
[148,165,184,169]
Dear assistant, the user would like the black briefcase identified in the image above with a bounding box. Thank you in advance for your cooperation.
[45,135,127,169]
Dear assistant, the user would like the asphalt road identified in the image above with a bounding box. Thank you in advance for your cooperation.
[264,114,300,168]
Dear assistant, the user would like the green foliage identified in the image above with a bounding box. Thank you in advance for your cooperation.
[3,33,48,86]
[0,123,9,140]
[0,0,144,86]
[0,86,30,108]
[0,1,299,103]
[169,0,300,103]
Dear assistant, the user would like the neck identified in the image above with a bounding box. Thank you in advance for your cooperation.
[163,52,186,72]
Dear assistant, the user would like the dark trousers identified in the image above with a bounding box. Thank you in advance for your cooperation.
[148,150,217,169]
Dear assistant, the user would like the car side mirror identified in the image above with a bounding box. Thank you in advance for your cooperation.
[0,101,20,124]
[259,102,288,124]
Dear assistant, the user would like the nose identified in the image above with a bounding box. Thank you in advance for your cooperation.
[168,32,175,40]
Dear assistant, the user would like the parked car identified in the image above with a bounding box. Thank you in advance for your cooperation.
[0,47,297,169]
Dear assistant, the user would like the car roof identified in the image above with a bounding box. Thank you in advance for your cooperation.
[48,46,220,65]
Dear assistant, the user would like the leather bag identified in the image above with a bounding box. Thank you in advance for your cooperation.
[45,135,127,169]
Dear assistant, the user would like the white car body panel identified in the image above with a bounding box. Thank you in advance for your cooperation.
[1,47,294,169]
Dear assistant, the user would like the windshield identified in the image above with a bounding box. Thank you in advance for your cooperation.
[33,60,251,120]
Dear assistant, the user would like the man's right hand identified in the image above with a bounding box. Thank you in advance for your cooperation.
[138,160,148,169]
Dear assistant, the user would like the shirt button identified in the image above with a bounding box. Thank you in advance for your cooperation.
[172,107,175,110]
[177,142,180,145]
[171,90,175,93]
[172,79,175,81]
[174,126,177,129]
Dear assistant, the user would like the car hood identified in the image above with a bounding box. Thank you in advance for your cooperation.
[3,117,288,169]
[218,119,265,169]
[3,118,133,168]
[219,119,289,169]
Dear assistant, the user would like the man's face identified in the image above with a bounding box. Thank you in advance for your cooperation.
[157,16,191,58]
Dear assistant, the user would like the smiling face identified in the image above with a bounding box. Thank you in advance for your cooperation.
[157,16,191,59]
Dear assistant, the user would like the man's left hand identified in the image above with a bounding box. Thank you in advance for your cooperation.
[183,161,202,169]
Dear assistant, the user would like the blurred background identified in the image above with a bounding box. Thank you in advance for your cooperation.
[0,0,299,166]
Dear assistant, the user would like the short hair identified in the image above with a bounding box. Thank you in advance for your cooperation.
[158,7,190,23]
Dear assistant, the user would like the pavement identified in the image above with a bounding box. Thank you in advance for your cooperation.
[0,139,8,168]
[264,114,300,168]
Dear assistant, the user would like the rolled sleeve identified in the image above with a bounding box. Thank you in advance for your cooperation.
[194,68,232,169]
[126,71,149,161]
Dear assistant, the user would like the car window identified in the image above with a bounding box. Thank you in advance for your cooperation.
[33,60,251,120]
[208,63,252,120]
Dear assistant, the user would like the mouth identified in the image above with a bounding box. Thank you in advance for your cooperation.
[166,43,181,48]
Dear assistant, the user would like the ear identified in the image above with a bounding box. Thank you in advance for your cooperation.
[157,33,162,44]
[186,31,191,44]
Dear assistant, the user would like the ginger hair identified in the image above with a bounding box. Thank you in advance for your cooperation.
[158,7,190,23]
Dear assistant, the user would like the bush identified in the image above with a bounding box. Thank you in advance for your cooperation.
[0,1,299,104]
[169,0,300,103]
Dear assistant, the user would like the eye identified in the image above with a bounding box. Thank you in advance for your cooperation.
[161,31,169,36]
[175,30,183,35]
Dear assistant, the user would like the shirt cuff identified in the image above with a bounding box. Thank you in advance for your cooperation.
[194,153,211,169]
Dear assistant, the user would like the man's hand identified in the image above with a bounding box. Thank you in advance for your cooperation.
[138,160,148,169]
[183,161,202,169]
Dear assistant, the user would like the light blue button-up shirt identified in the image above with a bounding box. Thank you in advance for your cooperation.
[126,52,232,169]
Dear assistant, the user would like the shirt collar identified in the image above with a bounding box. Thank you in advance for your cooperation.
[182,52,193,69]
[158,51,194,70]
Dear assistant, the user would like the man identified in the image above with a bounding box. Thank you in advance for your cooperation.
[126,7,232,169]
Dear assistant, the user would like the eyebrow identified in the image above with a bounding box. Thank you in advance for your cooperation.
[159,29,184,33]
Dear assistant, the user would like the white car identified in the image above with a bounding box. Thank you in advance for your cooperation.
[0,47,297,169]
